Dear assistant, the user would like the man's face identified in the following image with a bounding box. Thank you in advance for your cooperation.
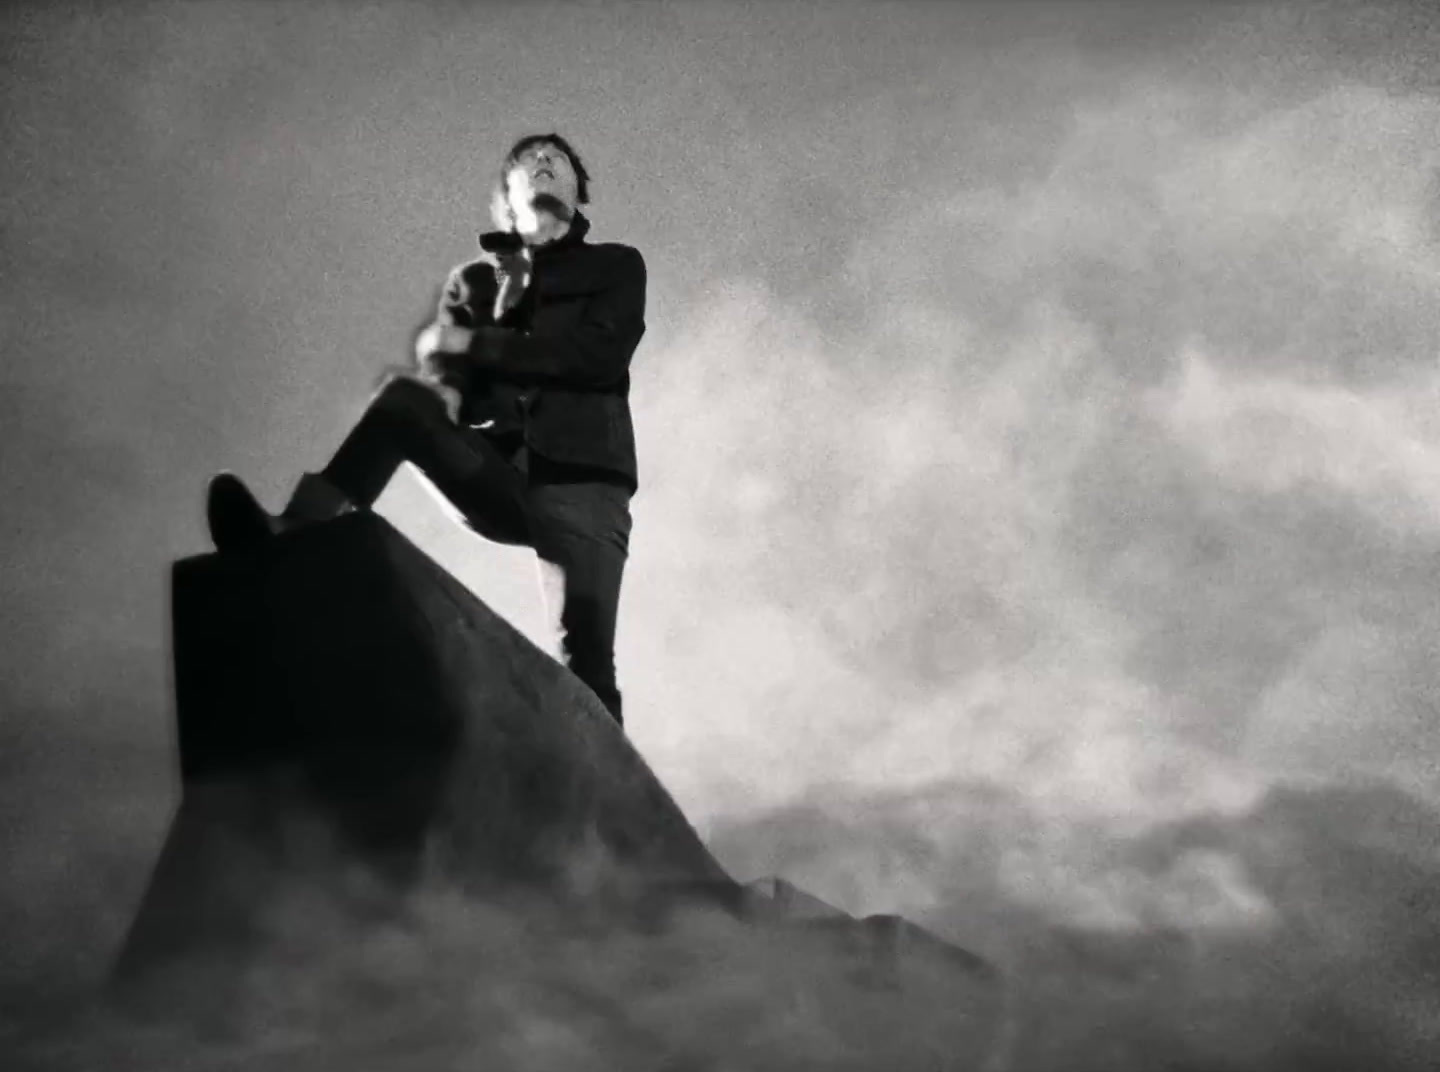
[506,141,579,218]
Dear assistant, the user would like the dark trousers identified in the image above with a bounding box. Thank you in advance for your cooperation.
[321,378,633,724]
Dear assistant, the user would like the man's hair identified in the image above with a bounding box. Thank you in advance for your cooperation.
[490,132,591,229]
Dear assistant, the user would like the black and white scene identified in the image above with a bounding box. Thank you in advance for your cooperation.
[3,2,1439,1069]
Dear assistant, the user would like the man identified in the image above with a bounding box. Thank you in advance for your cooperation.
[207,132,647,726]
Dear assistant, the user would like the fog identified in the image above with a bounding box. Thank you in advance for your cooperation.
[4,2,1439,1068]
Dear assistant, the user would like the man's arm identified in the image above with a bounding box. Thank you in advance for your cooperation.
[466,246,646,390]
[416,263,491,368]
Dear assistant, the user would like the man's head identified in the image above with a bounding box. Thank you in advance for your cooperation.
[490,133,591,231]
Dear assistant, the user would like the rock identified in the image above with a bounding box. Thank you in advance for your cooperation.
[116,512,733,989]
[106,511,1001,1068]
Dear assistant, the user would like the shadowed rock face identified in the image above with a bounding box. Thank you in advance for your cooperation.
[116,513,737,988]
[100,513,1001,1070]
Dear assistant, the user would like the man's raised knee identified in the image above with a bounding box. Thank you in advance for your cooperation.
[373,373,454,419]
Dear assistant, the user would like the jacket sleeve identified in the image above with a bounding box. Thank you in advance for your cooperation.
[465,246,646,390]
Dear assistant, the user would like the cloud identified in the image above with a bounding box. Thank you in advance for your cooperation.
[709,778,1440,1070]
[13,859,1004,1072]
[628,59,1440,851]
[1157,350,1440,535]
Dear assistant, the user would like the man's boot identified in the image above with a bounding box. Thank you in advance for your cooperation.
[206,472,272,552]
[206,471,356,553]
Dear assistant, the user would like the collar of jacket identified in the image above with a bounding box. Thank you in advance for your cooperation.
[531,211,590,259]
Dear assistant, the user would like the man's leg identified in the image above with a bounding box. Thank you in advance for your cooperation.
[321,377,530,545]
[526,479,632,725]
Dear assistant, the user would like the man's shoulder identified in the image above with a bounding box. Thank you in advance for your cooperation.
[588,240,643,258]
[579,241,645,274]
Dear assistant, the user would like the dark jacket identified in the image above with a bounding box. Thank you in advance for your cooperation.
[436,212,646,491]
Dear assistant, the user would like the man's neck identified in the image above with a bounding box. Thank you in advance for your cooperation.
[518,212,571,249]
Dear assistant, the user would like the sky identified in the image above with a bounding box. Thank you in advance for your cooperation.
[4,1,1440,1066]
